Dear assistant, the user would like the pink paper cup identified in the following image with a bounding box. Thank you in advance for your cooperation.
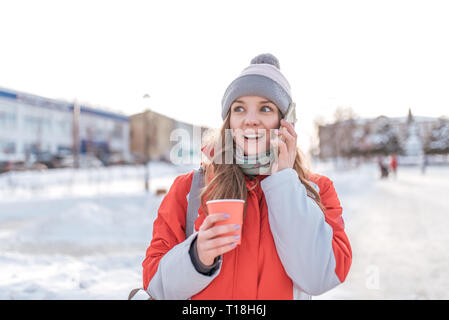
[206,199,245,245]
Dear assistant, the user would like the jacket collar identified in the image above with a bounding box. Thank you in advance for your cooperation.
[244,173,268,191]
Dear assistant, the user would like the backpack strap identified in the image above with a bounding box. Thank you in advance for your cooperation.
[185,166,205,239]
[128,288,156,300]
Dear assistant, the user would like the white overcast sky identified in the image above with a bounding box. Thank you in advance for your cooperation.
[1,0,449,151]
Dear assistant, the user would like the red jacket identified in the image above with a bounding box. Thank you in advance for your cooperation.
[142,168,352,299]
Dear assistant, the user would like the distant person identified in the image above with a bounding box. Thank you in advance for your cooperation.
[421,154,428,175]
[390,154,398,178]
[378,156,389,179]
[140,53,352,300]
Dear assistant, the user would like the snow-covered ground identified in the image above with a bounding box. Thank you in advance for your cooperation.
[1,161,448,299]
[0,162,196,299]
[316,163,449,300]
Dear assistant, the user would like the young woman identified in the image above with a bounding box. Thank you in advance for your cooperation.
[142,53,352,300]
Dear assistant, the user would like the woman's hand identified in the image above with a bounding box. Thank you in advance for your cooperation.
[270,119,297,174]
[196,213,240,266]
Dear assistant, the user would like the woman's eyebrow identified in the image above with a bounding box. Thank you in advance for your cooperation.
[233,100,272,104]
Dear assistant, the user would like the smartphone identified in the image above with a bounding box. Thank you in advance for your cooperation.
[279,102,297,142]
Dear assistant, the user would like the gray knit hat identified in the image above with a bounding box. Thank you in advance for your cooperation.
[221,53,292,120]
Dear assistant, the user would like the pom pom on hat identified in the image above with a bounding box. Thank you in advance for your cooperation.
[250,53,280,70]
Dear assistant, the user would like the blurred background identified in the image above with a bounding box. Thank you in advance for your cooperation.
[1,0,448,299]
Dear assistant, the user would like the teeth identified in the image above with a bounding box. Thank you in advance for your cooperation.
[244,134,263,139]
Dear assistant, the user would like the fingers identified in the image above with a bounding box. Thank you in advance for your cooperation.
[197,215,240,264]
[270,134,288,156]
[201,233,240,251]
[279,120,297,148]
[280,119,297,138]
[270,124,294,174]
[199,213,230,231]
[277,138,288,154]
[202,223,240,241]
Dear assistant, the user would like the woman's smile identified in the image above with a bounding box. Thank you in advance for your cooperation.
[234,129,270,155]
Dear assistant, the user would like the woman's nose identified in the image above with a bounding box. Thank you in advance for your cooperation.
[244,116,260,126]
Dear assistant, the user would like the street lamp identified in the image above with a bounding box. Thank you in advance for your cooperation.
[143,94,151,192]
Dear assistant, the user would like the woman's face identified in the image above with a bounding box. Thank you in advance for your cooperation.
[229,95,281,156]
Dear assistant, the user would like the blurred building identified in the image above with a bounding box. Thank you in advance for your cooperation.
[0,87,129,164]
[318,109,439,160]
[130,110,175,162]
[130,109,209,163]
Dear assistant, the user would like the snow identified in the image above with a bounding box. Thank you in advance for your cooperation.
[315,163,449,299]
[1,161,448,299]
[0,161,196,300]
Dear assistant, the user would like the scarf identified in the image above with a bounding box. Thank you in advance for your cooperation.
[234,147,275,176]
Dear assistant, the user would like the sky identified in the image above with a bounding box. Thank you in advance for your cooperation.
[1,0,449,152]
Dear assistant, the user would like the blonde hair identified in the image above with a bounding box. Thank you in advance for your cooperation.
[199,111,325,218]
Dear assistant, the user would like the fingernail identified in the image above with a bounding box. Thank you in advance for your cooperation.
[234,234,240,239]
[234,224,241,230]
[230,242,236,247]
[223,214,230,219]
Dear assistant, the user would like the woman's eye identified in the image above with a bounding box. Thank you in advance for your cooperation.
[261,106,272,112]
[232,105,272,112]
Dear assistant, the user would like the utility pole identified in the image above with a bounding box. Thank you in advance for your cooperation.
[73,100,80,169]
